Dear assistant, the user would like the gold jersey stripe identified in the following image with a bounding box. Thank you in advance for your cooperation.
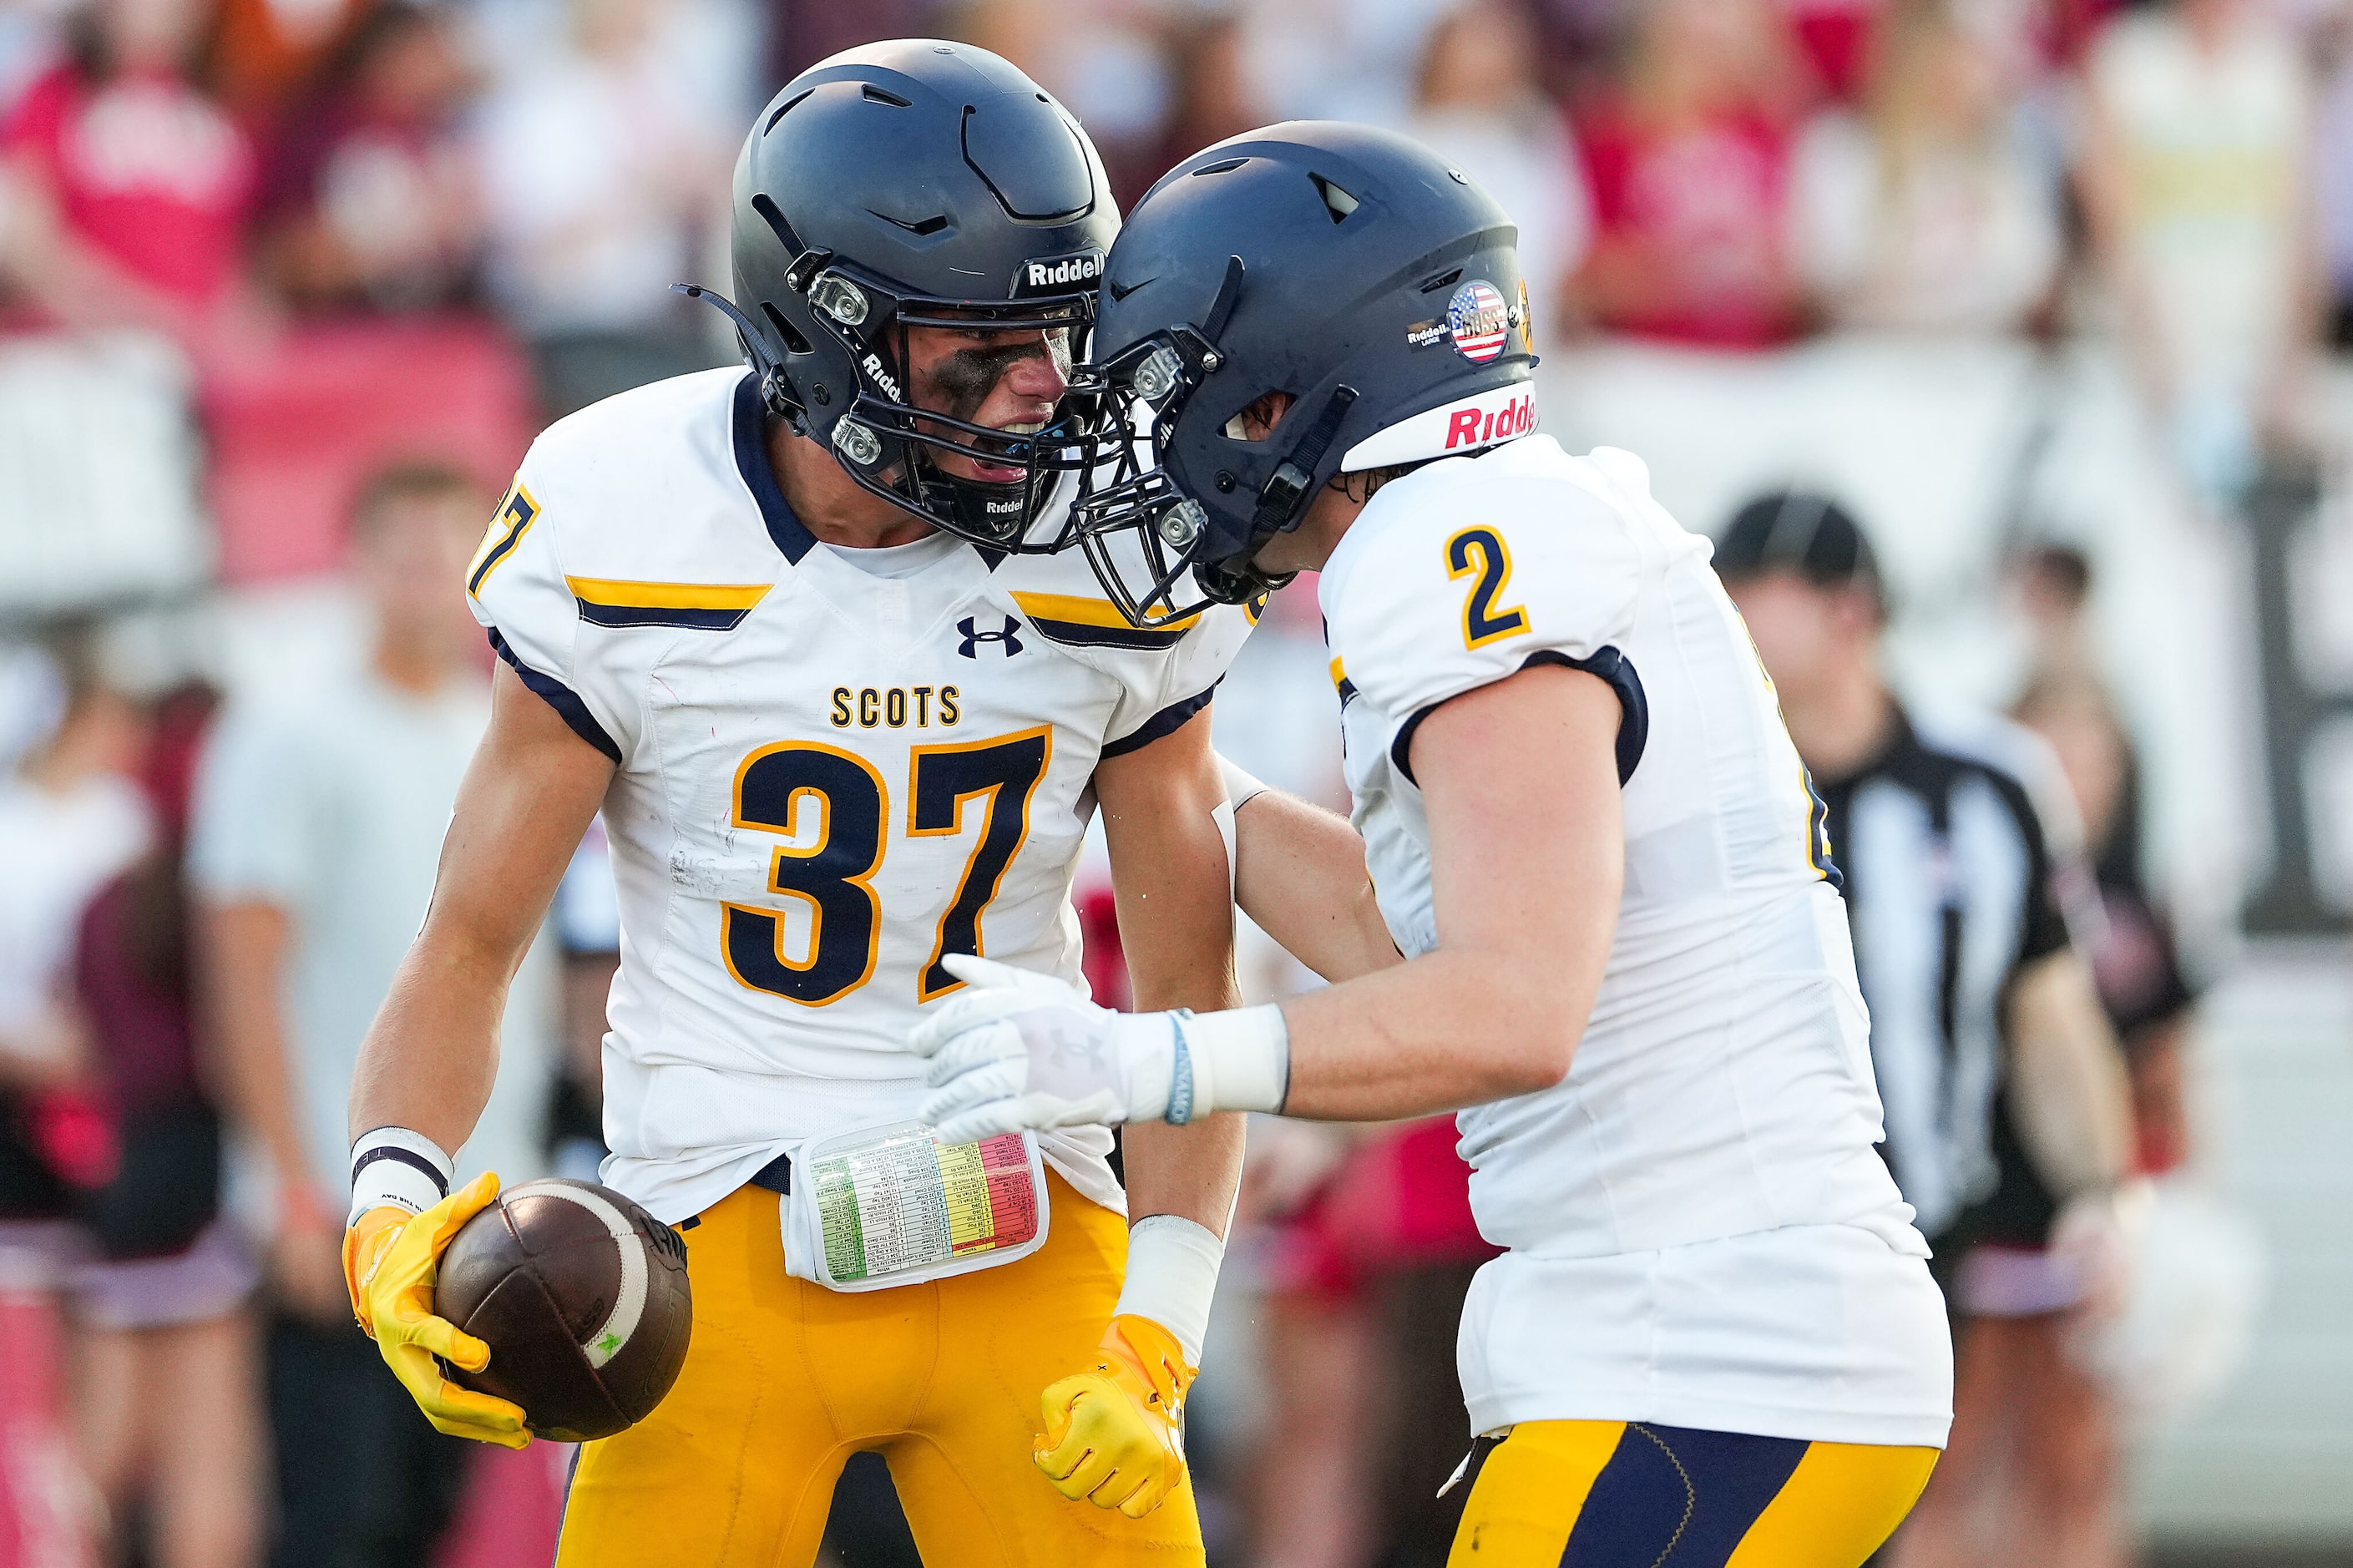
[565,578,775,611]
[1328,655,1347,689]
[1009,591,1202,632]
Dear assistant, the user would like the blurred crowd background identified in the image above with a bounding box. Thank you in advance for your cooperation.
[3,0,2352,1564]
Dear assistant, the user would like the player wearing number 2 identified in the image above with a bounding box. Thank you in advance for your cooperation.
[913,124,1956,1566]
[336,43,1271,1567]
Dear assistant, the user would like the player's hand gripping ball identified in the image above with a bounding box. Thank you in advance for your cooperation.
[347,1175,694,1445]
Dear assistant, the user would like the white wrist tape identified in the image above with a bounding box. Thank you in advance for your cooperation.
[1113,1213,1225,1364]
[347,1126,455,1227]
[1166,1004,1290,1123]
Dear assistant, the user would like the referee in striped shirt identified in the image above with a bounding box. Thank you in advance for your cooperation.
[1716,493,2137,1567]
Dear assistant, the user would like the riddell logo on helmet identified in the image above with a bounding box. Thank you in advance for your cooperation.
[862,352,903,402]
[1010,249,1105,298]
[1445,391,1536,450]
[1337,382,1540,471]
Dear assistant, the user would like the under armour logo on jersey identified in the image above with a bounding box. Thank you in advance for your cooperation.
[958,616,1024,658]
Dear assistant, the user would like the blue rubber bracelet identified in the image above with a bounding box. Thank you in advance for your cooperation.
[1166,1010,1197,1125]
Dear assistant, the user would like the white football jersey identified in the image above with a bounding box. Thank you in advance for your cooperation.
[1320,434,1951,1446]
[469,368,1253,1224]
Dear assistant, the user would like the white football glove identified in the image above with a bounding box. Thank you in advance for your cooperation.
[911,955,1180,1143]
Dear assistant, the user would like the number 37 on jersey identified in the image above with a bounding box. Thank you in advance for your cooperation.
[721,727,1051,1009]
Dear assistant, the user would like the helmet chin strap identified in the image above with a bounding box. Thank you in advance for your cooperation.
[675,284,802,427]
[1186,383,1356,605]
[1246,384,1359,540]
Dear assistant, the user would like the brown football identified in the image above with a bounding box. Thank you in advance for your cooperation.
[433,1178,693,1443]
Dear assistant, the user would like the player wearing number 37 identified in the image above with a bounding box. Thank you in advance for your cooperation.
[913,124,1957,1567]
[335,41,1287,1567]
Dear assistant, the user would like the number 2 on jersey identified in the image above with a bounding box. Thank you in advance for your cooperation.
[1445,527,1530,649]
[721,729,1051,1006]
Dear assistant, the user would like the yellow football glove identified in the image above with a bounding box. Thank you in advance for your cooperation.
[342,1172,531,1449]
[1035,1313,1194,1517]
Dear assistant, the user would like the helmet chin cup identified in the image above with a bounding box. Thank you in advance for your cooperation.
[1197,553,1289,607]
[938,472,1032,545]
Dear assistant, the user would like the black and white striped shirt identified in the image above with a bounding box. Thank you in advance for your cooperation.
[1818,704,2078,1245]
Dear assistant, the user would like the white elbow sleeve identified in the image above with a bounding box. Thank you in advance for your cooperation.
[1217,754,1269,812]
[1214,753,1269,901]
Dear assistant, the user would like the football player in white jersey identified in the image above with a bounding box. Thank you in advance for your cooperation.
[912,124,1956,1566]
[334,43,1273,1567]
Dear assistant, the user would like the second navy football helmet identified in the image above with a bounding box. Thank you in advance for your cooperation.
[1067,122,1536,625]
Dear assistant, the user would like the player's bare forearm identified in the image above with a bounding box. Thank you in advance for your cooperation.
[1232,788,1400,984]
[1094,706,1246,1237]
[347,664,614,1156]
[2004,949,2133,1197]
[1275,665,1622,1120]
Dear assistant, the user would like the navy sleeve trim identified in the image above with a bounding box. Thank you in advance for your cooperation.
[1100,680,1219,760]
[1391,646,1648,787]
[488,628,622,763]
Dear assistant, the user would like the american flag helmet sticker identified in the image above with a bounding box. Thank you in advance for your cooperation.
[1446,280,1510,363]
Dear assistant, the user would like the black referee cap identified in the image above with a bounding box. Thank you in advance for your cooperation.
[1713,490,1884,611]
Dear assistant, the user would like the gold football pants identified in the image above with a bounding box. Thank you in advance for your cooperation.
[1447,1419,1938,1567]
[555,1172,1202,1567]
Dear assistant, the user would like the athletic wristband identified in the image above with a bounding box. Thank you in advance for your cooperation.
[1113,1213,1225,1364]
[347,1126,456,1227]
[1166,1004,1289,1123]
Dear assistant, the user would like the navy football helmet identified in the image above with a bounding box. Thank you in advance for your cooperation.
[684,40,1119,549]
[1068,122,1536,625]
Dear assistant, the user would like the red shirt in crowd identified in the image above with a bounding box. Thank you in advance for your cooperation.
[1575,99,1800,350]
[1784,0,1879,101]
[1,64,255,307]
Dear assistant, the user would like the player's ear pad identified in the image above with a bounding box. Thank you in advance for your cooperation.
[433,1180,694,1444]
